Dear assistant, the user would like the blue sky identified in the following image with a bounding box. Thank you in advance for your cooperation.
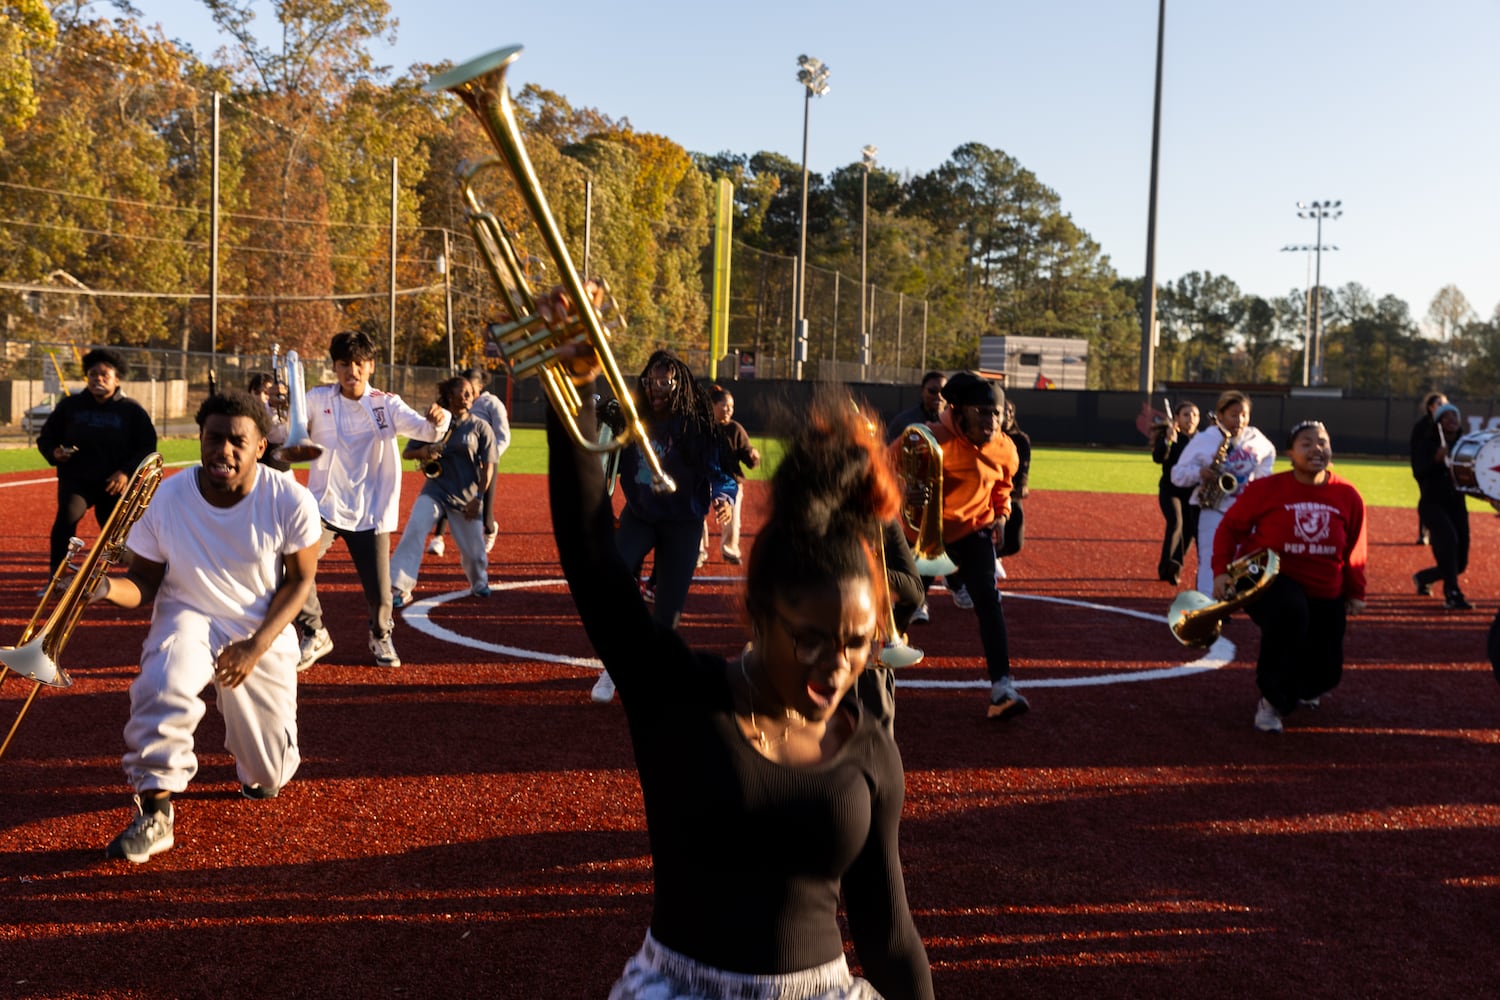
[126,0,1500,331]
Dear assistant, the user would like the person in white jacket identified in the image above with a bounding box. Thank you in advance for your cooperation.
[1170,390,1276,595]
[293,331,449,669]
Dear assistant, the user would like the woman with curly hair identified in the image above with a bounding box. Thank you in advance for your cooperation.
[591,350,738,702]
[550,367,932,998]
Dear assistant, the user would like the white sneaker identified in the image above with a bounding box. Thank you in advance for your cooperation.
[368,630,401,668]
[484,528,498,554]
[1254,697,1284,733]
[297,628,333,671]
[426,536,445,557]
[995,557,1007,580]
[590,671,616,703]
[951,585,973,610]
[910,601,930,625]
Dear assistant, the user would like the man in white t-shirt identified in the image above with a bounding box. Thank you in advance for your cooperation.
[293,331,449,669]
[97,389,323,863]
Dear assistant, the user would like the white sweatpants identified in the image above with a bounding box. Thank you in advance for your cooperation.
[698,491,746,561]
[1194,507,1224,596]
[123,617,301,794]
[390,494,488,596]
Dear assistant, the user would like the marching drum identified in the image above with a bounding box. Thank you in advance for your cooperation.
[1449,430,1500,501]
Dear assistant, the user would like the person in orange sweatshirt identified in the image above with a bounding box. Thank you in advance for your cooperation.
[896,371,1026,720]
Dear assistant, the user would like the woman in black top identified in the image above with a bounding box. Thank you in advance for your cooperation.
[549,361,932,999]
[1151,401,1200,586]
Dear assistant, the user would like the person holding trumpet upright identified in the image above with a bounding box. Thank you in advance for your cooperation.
[1211,420,1367,733]
[1170,390,1276,596]
[893,371,1026,720]
[389,375,498,606]
[94,390,322,862]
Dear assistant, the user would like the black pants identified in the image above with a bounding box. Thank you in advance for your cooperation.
[1415,493,1469,597]
[1246,575,1346,716]
[998,499,1025,558]
[50,481,120,574]
[856,523,927,738]
[1156,488,1198,583]
[921,526,1011,683]
[616,507,702,630]
[297,523,394,638]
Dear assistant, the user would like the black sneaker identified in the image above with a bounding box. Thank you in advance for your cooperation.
[241,783,279,799]
[1413,573,1432,597]
[1445,592,1474,611]
[105,795,174,863]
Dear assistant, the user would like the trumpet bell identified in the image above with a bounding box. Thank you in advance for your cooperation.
[1167,590,1227,647]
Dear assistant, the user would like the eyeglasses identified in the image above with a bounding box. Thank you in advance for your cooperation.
[773,609,876,668]
[645,376,676,390]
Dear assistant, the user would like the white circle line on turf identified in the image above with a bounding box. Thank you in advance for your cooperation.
[399,576,1235,688]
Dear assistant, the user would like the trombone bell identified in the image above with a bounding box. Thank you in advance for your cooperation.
[0,636,72,689]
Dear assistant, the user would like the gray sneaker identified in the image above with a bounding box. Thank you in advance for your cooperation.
[987,676,1030,720]
[951,585,974,610]
[298,628,333,671]
[1254,697,1284,733]
[368,630,401,668]
[105,795,174,863]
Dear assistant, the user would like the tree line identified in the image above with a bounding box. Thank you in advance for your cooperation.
[2,1,1496,394]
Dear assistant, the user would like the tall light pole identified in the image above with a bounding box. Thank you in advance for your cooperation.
[1296,199,1341,385]
[859,144,876,382]
[1138,0,1166,397]
[794,54,830,381]
[1280,242,1338,387]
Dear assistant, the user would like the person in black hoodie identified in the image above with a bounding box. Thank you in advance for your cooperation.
[36,348,157,579]
[1412,402,1473,610]
[1151,400,1200,586]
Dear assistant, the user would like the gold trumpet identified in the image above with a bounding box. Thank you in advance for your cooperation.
[1167,548,1280,648]
[897,423,958,577]
[0,452,164,762]
[427,46,676,495]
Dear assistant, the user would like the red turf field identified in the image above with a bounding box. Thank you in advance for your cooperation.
[2,468,1498,998]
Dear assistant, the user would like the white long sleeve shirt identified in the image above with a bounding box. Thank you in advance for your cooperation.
[1169,423,1276,513]
[303,384,449,533]
[469,391,511,460]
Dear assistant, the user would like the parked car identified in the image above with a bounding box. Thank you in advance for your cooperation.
[22,401,54,435]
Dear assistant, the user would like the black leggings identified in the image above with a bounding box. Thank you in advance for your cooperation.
[1415,494,1469,596]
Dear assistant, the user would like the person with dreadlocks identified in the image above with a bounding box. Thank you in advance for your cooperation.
[591,350,738,704]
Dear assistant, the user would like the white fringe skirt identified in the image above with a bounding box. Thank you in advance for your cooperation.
[608,931,883,1000]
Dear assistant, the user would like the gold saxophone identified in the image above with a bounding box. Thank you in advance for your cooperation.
[1196,421,1239,509]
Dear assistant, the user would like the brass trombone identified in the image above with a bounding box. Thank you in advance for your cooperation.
[427,46,676,495]
[897,424,958,577]
[0,452,164,762]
